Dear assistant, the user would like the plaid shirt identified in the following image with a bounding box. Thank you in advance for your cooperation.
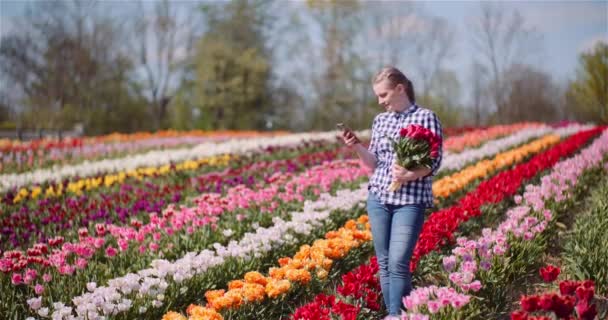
[368,104,443,207]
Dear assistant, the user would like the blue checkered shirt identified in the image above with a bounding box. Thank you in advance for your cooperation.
[368,104,443,207]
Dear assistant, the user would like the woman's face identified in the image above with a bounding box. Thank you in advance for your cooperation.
[372,79,409,112]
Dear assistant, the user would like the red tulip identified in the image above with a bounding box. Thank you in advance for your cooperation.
[552,295,575,318]
[539,294,555,311]
[540,265,560,282]
[520,295,540,312]
[581,279,595,289]
[559,280,579,296]
[575,285,594,302]
[576,300,597,320]
[510,310,528,320]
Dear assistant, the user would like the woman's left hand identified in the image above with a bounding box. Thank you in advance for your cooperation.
[392,163,417,184]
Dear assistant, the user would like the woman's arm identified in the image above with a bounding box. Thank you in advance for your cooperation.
[353,143,377,170]
[341,130,377,170]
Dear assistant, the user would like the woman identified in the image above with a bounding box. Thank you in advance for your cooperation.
[341,66,443,318]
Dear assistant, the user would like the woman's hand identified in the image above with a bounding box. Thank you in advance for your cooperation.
[391,163,432,184]
[391,163,417,184]
[341,129,361,147]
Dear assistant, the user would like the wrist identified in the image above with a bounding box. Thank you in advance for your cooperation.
[413,167,432,178]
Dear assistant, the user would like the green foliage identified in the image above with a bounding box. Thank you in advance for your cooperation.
[562,169,608,295]
[566,42,608,124]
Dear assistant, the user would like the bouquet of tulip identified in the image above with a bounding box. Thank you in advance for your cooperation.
[387,124,441,192]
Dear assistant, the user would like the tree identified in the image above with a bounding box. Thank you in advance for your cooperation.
[305,0,367,130]
[418,70,463,128]
[501,64,562,123]
[566,42,608,124]
[470,2,542,121]
[131,0,201,130]
[417,94,462,129]
[411,16,455,97]
[469,60,490,126]
[187,0,274,130]
[0,98,10,124]
[0,0,150,134]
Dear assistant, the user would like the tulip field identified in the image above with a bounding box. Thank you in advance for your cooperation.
[1,123,607,320]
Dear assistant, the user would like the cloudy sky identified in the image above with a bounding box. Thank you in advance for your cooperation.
[1,0,606,100]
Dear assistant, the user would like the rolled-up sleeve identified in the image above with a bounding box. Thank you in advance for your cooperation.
[424,112,443,176]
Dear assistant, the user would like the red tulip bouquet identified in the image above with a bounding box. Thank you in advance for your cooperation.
[387,124,441,192]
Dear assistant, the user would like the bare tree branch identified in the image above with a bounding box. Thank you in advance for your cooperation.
[130,0,199,129]
[470,2,542,119]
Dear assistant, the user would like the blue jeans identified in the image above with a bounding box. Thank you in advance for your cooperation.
[366,192,425,316]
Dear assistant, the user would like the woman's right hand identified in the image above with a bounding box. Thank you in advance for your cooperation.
[341,129,361,147]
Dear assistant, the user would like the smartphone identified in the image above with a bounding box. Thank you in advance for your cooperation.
[336,123,347,131]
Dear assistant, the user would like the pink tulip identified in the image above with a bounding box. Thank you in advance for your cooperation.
[11,273,23,285]
[105,246,117,258]
[34,284,44,295]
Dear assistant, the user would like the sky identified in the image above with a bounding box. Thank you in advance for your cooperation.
[420,0,608,83]
[1,0,607,105]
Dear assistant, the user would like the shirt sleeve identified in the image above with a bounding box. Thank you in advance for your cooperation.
[424,112,443,176]
[367,116,380,158]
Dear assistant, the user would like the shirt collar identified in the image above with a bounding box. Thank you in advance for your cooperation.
[391,104,417,118]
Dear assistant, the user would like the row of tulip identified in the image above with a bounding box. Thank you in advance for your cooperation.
[3,123,565,249]
[433,133,561,199]
[160,126,593,320]
[4,122,559,205]
[2,124,588,318]
[1,143,354,249]
[200,214,372,315]
[162,214,372,320]
[441,126,486,137]
[1,124,580,318]
[410,126,602,271]
[0,130,285,153]
[2,159,368,279]
[0,122,513,174]
[438,124,574,173]
[288,126,603,320]
[1,135,234,174]
[443,122,541,154]
[510,176,608,320]
[24,183,372,319]
[2,158,372,318]
[1,131,290,174]
[399,128,608,319]
[3,124,564,290]
[0,124,543,198]
[14,126,530,320]
[0,130,369,193]
[2,139,343,205]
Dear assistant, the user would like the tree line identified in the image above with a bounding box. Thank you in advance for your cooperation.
[0,0,606,135]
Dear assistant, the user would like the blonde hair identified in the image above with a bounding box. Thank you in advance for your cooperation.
[373,66,416,103]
